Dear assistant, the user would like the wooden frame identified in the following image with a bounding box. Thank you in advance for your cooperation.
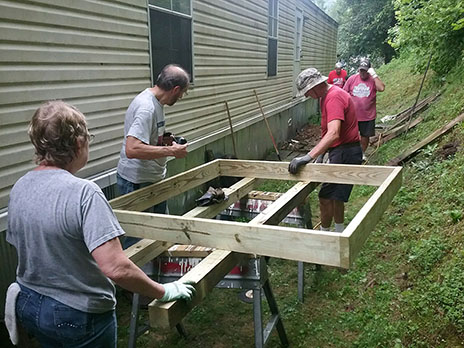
[110,159,402,329]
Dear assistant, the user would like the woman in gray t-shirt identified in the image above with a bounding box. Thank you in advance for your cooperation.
[6,101,194,347]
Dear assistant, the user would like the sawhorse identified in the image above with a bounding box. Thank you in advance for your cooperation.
[127,256,289,348]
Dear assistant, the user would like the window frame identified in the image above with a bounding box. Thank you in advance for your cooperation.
[267,0,279,77]
[148,0,194,84]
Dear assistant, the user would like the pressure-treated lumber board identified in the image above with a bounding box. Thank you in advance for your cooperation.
[249,181,317,226]
[218,159,393,186]
[125,239,173,268]
[148,249,245,329]
[388,112,464,166]
[122,177,257,265]
[109,160,220,211]
[183,177,257,219]
[162,244,215,258]
[247,190,282,201]
[149,180,318,328]
[341,167,403,267]
[114,210,343,267]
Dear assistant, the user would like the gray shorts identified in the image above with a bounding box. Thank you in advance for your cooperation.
[319,143,362,202]
[358,120,376,137]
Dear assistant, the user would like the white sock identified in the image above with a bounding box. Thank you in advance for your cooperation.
[334,223,344,232]
[320,226,330,231]
[5,282,20,345]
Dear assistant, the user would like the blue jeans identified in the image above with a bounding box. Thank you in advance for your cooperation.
[16,284,116,348]
[116,174,168,249]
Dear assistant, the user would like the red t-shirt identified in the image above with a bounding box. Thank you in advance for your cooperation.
[320,86,360,148]
[328,69,347,88]
[343,73,377,121]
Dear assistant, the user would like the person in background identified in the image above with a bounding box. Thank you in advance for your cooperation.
[344,57,385,160]
[288,68,362,232]
[327,62,347,88]
[117,64,189,248]
[5,101,194,347]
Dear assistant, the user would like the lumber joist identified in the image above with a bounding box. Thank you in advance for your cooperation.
[247,190,283,201]
[110,160,220,211]
[125,239,173,268]
[161,244,215,258]
[342,167,403,265]
[115,210,344,267]
[120,177,257,266]
[148,180,318,329]
[149,249,246,329]
[112,160,402,330]
[218,159,393,186]
[146,177,258,329]
[388,112,464,166]
[249,181,317,226]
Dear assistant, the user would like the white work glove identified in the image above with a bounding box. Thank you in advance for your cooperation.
[367,67,378,79]
[159,280,196,302]
[288,154,313,174]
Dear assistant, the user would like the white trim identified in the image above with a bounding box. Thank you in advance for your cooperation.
[148,4,192,19]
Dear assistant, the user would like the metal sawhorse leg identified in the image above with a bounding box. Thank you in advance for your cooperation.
[128,293,187,348]
[128,256,289,347]
[296,204,321,303]
[252,257,289,347]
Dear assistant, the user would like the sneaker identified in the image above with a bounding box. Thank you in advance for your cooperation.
[362,154,367,162]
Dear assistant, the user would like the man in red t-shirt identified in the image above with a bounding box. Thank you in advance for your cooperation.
[327,62,347,88]
[288,67,362,232]
[344,57,385,159]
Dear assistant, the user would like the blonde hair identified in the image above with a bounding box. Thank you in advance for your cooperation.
[28,100,89,167]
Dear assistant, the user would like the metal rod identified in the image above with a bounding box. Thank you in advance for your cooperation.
[404,52,433,138]
[253,89,282,161]
[224,101,238,158]
[128,293,140,348]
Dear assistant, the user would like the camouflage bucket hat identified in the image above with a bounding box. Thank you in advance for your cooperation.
[295,68,328,97]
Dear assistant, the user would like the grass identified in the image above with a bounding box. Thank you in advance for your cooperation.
[116,56,464,347]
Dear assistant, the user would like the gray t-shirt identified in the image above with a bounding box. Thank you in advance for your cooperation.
[117,88,167,183]
[7,169,125,313]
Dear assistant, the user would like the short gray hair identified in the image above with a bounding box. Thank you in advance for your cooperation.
[155,64,190,91]
[28,100,89,167]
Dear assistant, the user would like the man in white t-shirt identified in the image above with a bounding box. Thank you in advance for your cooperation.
[117,64,189,248]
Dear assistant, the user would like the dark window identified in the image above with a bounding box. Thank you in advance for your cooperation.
[267,38,277,76]
[149,1,193,82]
[267,0,278,77]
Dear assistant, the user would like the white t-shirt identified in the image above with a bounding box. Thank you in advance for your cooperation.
[117,88,167,183]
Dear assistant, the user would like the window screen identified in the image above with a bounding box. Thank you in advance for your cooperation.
[267,0,278,77]
[149,5,193,82]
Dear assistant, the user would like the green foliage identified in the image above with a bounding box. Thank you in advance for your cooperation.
[447,210,463,224]
[408,236,448,274]
[390,0,464,75]
[333,0,397,66]
[255,179,295,193]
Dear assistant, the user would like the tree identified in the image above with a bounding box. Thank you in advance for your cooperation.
[390,0,464,75]
[333,0,397,66]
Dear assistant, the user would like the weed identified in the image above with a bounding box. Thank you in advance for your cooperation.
[408,236,448,275]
